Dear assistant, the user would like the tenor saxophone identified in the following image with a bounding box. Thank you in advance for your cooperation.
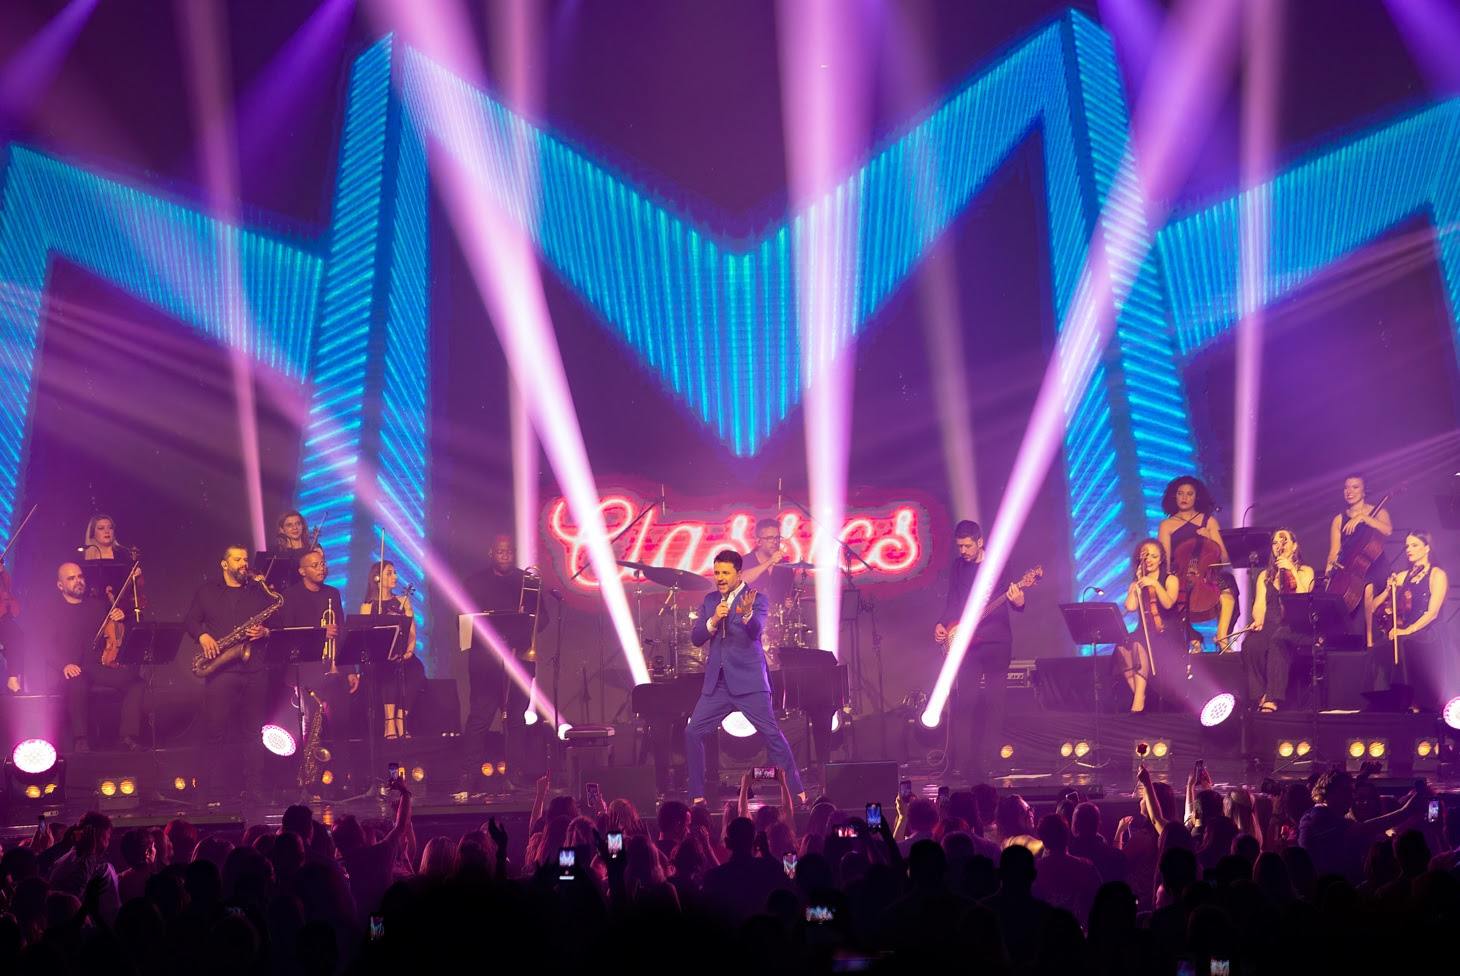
[191,576,285,678]
[299,688,331,787]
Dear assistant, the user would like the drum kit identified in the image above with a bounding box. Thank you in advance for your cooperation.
[618,558,817,677]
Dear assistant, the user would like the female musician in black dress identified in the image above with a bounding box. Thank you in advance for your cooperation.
[275,510,308,551]
[1156,476,1238,649]
[1115,539,1180,713]
[360,560,425,738]
[1366,531,1450,712]
[82,515,134,562]
[1243,528,1314,713]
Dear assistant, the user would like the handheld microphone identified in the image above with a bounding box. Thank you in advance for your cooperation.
[549,588,564,602]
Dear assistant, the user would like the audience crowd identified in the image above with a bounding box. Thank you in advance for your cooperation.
[0,760,1456,974]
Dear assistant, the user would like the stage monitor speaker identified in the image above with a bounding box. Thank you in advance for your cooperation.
[823,761,898,809]
[580,765,657,816]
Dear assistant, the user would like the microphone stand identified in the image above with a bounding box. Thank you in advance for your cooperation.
[786,493,874,714]
[550,590,565,778]
[569,499,655,719]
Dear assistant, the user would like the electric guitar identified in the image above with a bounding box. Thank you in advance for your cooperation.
[938,565,1043,651]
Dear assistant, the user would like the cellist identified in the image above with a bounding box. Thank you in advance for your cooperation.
[1325,475,1392,626]
[1157,475,1239,650]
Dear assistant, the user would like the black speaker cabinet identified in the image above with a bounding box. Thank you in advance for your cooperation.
[822,760,899,810]
[579,765,657,817]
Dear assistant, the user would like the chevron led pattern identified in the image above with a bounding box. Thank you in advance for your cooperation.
[395,12,1195,594]
[1159,98,1460,371]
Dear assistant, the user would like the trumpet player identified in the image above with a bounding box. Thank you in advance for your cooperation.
[280,551,356,785]
[183,545,280,802]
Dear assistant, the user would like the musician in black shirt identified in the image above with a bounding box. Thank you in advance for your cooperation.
[183,545,280,799]
[934,520,1025,779]
[37,562,139,751]
[460,534,548,789]
[278,550,357,782]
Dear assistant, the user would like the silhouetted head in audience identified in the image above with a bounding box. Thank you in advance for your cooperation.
[908,839,948,888]
[657,800,690,845]
[725,817,757,857]
[1158,846,1199,899]
[1311,769,1355,816]
[1038,814,1071,855]
[165,819,197,865]
[997,844,1037,894]
[906,798,938,835]
[1071,802,1101,838]
[280,805,314,840]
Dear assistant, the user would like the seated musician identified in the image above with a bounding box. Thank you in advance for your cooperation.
[1243,528,1315,713]
[360,561,424,739]
[1156,476,1239,649]
[1366,531,1449,712]
[1114,540,1179,713]
[82,514,134,562]
[739,518,796,609]
[37,563,140,751]
[460,534,548,790]
[1325,475,1392,629]
[274,510,308,551]
[184,546,281,800]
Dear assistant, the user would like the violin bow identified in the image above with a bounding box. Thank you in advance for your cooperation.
[1,503,39,559]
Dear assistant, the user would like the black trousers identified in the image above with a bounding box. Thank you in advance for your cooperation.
[952,642,1011,773]
[64,665,144,745]
[462,650,536,776]
[204,666,272,793]
[1244,626,1297,705]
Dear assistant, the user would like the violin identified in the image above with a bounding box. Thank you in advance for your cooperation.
[1142,583,1165,633]
[98,561,144,668]
[1171,533,1223,623]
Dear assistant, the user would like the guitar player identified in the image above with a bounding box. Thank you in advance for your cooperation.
[933,520,1027,780]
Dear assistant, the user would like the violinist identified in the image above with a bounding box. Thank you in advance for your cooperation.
[1115,540,1179,713]
[360,560,424,739]
[1242,528,1314,713]
[0,551,22,692]
[38,562,141,752]
[275,510,308,550]
[1366,531,1449,712]
[1156,476,1239,649]
[82,515,134,562]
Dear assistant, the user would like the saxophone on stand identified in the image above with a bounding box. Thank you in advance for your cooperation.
[299,602,337,787]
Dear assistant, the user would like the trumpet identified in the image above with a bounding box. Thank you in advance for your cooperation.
[322,601,338,673]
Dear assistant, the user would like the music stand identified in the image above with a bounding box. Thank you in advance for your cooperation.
[1224,529,1273,571]
[81,560,136,603]
[460,611,537,657]
[116,623,184,806]
[1277,591,1347,768]
[1058,602,1128,789]
[336,619,403,798]
[264,627,327,666]
[253,551,299,592]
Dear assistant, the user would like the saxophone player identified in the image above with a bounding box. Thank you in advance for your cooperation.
[183,545,280,803]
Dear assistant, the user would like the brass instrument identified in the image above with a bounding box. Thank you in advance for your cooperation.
[191,576,285,678]
[520,566,542,660]
[322,600,338,673]
[299,688,331,788]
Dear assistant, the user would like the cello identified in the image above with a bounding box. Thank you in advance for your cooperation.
[1325,491,1395,613]
[1171,532,1223,623]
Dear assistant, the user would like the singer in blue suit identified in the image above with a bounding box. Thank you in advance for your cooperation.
[685,550,805,803]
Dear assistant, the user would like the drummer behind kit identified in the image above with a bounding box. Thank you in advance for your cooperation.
[618,558,819,677]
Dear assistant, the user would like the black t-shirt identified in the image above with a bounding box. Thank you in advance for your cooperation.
[278,582,345,631]
[37,595,109,670]
[463,567,548,629]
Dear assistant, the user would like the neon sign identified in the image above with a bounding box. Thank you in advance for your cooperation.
[543,492,930,592]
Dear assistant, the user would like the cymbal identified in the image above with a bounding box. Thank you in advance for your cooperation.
[617,560,713,590]
[784,561,816,570]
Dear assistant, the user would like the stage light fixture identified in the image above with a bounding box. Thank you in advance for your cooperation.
[831,711,842,733]
[1152,740,1170,758]
[411,766,425,783]
[1348,740,1366,759]
[1199,693,1236,727]
[119,778,136,796]
[1443,697,1460,730]
[1060,742,1074,758]
[321,770,334,785]
[721,712,757,738]
[1368,740,1386,759]
[11,739,58,776]
[100,779,116,797]
[1277,741,1295,758]
[524,709,539,726]
[481,762,494,777]
[261,724,298,757]
[174,777,187,791]
[557,723,574,741]
[497,762,507,775]
[1000,744,1015,760]
[1418,740,1436,758]
[1297,741,1311,757]
[1074,741,1091,758]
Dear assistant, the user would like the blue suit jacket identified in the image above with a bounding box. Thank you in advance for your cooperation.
[690,586,771,695]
